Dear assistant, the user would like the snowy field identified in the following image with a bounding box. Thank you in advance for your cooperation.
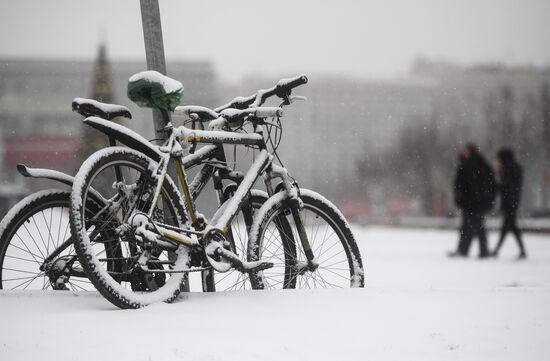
[0,226,548,361]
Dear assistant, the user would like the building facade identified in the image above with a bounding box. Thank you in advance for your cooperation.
[0,55,218,215]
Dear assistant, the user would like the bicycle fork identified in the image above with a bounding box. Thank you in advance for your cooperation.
[265,164,318,274]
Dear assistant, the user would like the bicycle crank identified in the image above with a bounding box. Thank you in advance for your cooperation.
[203,228,274,273]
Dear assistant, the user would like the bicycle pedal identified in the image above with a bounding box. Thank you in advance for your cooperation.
[240,259,274,272]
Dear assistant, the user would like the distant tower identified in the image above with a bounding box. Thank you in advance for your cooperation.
[77,43,116,166]
[91,44,114,103]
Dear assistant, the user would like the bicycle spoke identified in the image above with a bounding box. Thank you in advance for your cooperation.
[21,223,47,260]
[12,234,43,264]
[41,276,49,290]
[314,271,343,288]
[41,207,53,254]
[320,259,348,268]
[30,216,49,258]
[56,207,65,249]
[215,269,238,285]
[316,239,342,261]
[312,224,331,256]
[3,267,42,275]
[314,272,330,288]
[318,267,349,281]
[318,248,346,265]
[4,253,40,265]
[69,282,89,291]
[13,273,44,290]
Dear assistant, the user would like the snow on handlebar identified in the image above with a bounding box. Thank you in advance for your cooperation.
[173,105,219,121]
[220,107,283,122]
[214,74,308,112]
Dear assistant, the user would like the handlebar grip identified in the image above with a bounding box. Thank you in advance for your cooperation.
[254,107,283,118]
[276,74,308,95]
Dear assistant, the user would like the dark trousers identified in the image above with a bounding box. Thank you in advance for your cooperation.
[494,209,525,254]
[457,210,489,257]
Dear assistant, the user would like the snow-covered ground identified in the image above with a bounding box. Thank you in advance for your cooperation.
[1,226,548,361]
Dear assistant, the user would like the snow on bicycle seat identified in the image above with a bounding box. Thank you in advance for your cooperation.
[72,98,132,121]
[127,70,184,112]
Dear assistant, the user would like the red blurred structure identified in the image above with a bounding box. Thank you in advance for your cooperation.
[3,136,80,170]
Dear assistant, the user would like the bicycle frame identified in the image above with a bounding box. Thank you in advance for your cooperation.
[35,142,236,274]
[142,126,265,245]
[144,123,313,265]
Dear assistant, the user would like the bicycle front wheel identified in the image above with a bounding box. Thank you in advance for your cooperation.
[248,189,365,289]
[70,147,190,309]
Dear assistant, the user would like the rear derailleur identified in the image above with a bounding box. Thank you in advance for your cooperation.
[41,255,80,290]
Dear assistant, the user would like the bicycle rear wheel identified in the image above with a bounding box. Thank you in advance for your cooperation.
[248,189,364,289]
[0,189,120,291]
[70,147,190,309]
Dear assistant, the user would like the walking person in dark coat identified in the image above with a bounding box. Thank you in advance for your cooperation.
[492,148,527,259]
[448,144,496,258]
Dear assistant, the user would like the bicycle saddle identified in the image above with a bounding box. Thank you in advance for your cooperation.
[127,70,184,112]
[72,98,132,120]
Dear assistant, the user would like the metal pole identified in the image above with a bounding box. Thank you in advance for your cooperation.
[139,0,169,141]
[139,0,191,291]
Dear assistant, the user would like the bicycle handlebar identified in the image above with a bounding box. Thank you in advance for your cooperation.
[175,75,306,127]
[174,105,219,121]
[214,74,308,112]
[221,107,283,123]
[192,106,282,131]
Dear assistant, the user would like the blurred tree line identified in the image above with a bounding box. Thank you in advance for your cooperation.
[357,78,550,218]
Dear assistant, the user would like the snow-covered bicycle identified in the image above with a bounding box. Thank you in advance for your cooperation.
[70,71,365,308]
[0,96,265,292]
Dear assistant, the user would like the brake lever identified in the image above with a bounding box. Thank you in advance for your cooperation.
[290,95,307,102]
[279,95,307,107]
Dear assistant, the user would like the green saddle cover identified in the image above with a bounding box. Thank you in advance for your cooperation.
[127,70,184,112]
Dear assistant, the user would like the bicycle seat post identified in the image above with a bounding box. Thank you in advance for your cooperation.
[156,108,172,141]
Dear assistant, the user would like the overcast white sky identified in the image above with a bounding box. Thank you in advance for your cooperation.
[1,0,549,82]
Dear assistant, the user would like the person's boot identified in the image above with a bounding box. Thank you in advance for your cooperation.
[447,250,467,258]
[479,245,490,259]
[517,251,527,260]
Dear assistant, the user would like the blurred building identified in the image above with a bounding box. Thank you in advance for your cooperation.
[412,59,550,215]
[227,61,550,219]
[4,53,549,220]
[225,74,435,212]
[0,52,218,215]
